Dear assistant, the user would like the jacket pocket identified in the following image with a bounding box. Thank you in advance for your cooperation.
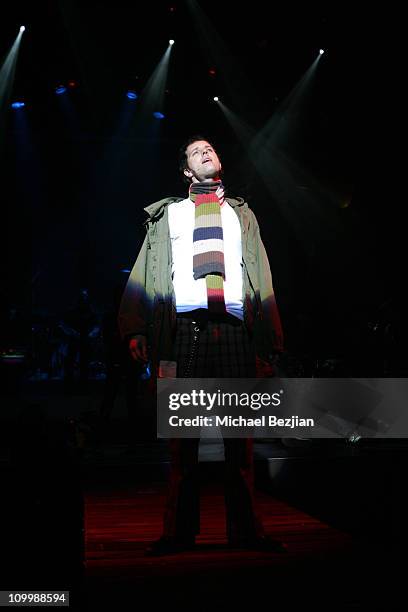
[246,246,256,264]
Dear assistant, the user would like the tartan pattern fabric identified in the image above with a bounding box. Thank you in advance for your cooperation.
[163,313,263,540]
[173,313,256,378]
[189,181,226,314]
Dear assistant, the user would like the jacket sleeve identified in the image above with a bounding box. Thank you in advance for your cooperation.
[252,214,284,355]
[118,233,153,341]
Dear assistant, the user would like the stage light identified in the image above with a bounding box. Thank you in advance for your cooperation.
[11,101,25,109]
[68,81,78,88]
[319,49,325,55]
[153,112,165,119]
[55,86,67,95]
[169,39,175,45]
[20,26,25,32]
[126,91,138,99]
[213,96,219,102]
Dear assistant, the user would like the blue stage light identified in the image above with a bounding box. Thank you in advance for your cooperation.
[11,101,25,109]
[126,91,138,99]
[153,112,165,119]
[55,86,67,95]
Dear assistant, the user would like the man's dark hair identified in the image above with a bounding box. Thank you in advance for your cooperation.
[178,135,220,184]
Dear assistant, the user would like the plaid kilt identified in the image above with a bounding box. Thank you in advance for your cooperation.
[172,309,256,378]
[163,309,263,540]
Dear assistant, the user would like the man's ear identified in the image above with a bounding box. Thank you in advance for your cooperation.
[184,168,193,179]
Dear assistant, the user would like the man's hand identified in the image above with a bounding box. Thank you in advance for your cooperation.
[216,185,225,204]
[129,334,148,362]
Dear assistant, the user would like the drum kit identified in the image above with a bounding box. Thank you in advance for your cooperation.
[20,315,106,381]
[1,298,405,384]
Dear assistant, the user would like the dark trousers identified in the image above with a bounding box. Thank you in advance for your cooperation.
[162,310,264,541]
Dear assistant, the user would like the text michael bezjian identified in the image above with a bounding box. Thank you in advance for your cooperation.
[168,415,315,428]
[166,390,315,429]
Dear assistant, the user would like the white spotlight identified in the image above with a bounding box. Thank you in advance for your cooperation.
[319,49,325,55]
[20,25,26,32]
[213,96,219,102]
[169,39,175,45]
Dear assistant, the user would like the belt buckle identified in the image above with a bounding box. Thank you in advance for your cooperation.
[191,320,201,332]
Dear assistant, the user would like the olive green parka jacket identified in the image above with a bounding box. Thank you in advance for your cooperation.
[118,196,284,376]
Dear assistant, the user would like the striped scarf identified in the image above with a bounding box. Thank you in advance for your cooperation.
[189,180,226,314]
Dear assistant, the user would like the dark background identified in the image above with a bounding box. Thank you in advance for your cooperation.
[0,1,393,363]
[1,6,406,608]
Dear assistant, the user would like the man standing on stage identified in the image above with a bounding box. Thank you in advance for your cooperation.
[118,136,285,555]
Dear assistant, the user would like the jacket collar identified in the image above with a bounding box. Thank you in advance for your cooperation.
[144,196,246,223]
[143,197,181,221]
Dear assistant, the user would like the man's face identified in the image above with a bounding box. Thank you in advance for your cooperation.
[184,140,222,183]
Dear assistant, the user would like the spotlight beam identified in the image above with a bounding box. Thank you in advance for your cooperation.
[1,28,26,136]
[247,56,343,252]
[186,0,264,115]
[215,100,255,148]
[135,43,174,119]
